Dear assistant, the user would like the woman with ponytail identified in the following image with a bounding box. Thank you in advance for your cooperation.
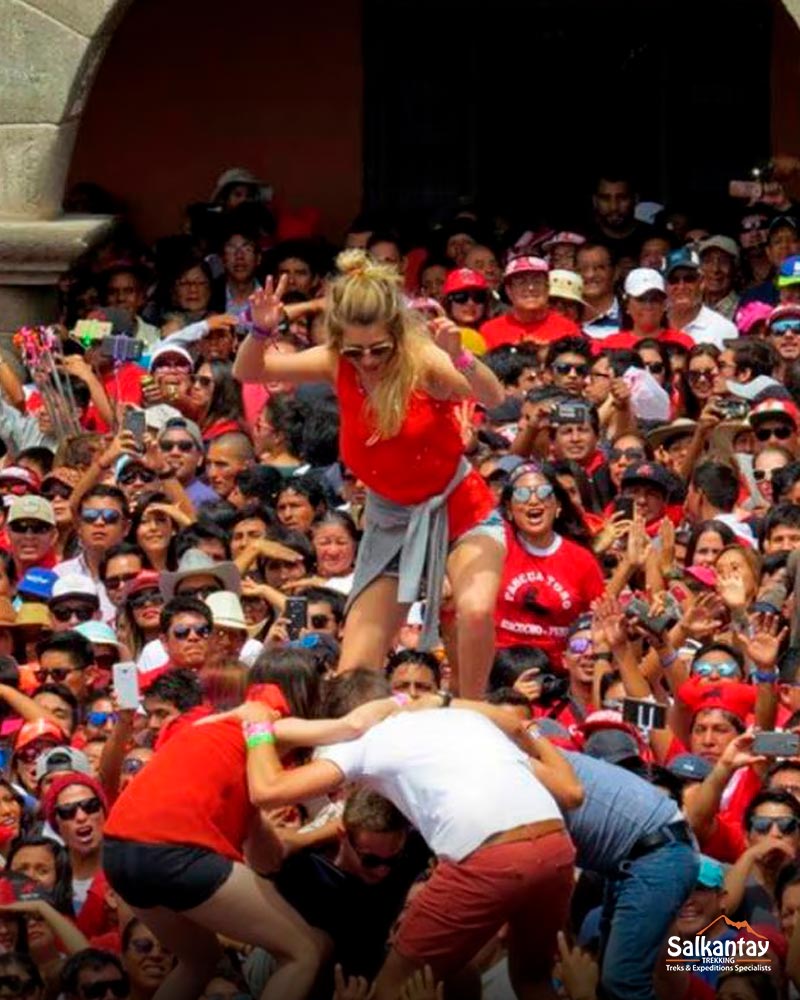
[234,250,506,696]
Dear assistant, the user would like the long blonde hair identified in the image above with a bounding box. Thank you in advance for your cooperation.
[327,249,428,439]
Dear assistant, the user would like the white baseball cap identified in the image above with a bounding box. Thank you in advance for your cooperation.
[50,574,100,605]
[624,268,666,299]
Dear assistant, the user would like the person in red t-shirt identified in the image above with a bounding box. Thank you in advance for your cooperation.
[494,464,604,669]
[592,268,694,353]
[481,256,580,350]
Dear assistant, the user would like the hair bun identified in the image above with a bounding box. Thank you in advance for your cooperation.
[336,248,371,278]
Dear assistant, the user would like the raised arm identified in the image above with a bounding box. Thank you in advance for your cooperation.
[423,320,505,409]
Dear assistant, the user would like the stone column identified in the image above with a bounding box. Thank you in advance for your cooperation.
[0,0,132,335]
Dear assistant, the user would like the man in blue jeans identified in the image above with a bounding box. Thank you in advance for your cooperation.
[561,749,700,1000]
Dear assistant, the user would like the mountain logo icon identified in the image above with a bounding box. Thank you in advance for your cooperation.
[696,915,767,939]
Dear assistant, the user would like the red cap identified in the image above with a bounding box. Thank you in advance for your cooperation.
[442,268,488,296]
[14,718,66,752]
[42,771,108,828]
[678,678,756,722]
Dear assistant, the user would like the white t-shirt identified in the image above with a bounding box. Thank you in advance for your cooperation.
[318,709,561,862]
[682,304,737,350]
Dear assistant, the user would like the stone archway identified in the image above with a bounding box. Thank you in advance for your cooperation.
[1,0,800,330]
[0,0,133,328]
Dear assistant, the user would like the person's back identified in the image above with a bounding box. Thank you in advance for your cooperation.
[564,751,683,872]
[105,717,251,859]
[319,708,561,861]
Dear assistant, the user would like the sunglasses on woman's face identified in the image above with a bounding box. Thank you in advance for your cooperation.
[753,469,775,482]
[687,369,718,383]
[42,482,73,501]
[748,815,799,836]
[54,795,103,822]
[512,483,554,503]
[340,342,394,361]
[448,290,488,306]
[643,361,665,375]
[129,589,161,610]
[86,711,117,728]
[129,937,161,955]
[191,375,213,390]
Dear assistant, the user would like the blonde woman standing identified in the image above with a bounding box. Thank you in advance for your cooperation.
[234,251,506,696]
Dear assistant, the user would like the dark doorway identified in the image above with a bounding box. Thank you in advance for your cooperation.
[363,0,772,229]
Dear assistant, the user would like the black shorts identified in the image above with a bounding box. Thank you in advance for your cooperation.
[103,837,233,912]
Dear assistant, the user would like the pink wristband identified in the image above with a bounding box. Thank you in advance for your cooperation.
[392,693,411,707]
[243,720,275,738]
[453,349,475,373]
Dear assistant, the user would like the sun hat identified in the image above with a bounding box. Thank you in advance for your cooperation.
[160,548,241,599]
[549,270,586,304]
[205,591,248,632]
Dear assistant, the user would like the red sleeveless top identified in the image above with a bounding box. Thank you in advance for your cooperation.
[336,361,494,539]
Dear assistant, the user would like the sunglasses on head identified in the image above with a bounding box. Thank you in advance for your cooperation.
[159,439,194,453]
[128,589,161,610]
[51,604,95,624]
[512,483,554,503]
[609,447,645,462]
[55,795,103,822]
[42,482,73,501]
[692,658,740,678]
[0,976,37,998]
[567,636,593,655]
[170,623,211,640]
[9,521,51,536]
[86,711,117,728]
[553,362,589,377]
[80,508,122,526]
[80,978,128,1000]
[33,665,74,683]
[749,815,799,835]
[449,290,488,306]
[644,361,665,375]
[104,572,139,591]
[340,343,394,361]
[119,467,157,486]
[755,425,793,441]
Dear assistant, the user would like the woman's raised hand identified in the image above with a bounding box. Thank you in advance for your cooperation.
[250,275,289,331]
[428,316,462,359]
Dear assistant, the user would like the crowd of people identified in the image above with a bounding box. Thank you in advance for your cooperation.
[0,161,800,999]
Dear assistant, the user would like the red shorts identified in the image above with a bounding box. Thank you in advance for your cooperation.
[394,829,575,979]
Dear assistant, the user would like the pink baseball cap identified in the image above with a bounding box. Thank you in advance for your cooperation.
[503,256,549,281]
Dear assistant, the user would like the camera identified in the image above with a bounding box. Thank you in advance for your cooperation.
[552,401,591,426]
[716,398,750,421]
[536,673,570,707]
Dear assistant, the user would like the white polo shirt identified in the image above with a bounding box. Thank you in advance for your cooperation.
[681,305,738,350]
[318,709,561,862]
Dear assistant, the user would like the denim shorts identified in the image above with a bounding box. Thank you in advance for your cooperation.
[454,508,506,548]
[104,837,233,912]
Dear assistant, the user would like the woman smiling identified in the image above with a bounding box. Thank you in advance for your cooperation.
[235,250,506,695]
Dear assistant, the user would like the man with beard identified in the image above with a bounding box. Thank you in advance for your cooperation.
[586,172,652,263]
